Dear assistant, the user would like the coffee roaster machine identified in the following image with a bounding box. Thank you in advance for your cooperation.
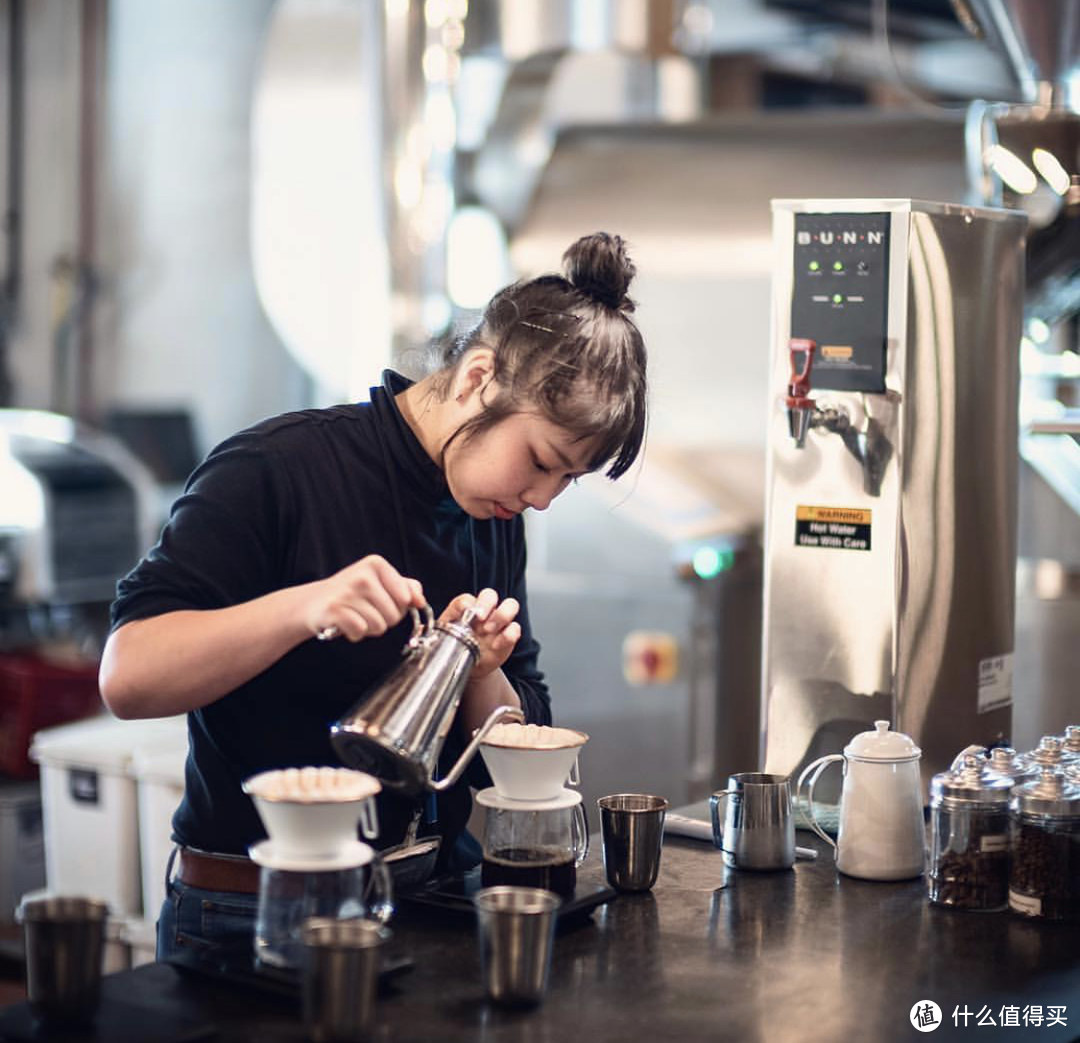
[0,408,158,638]
[760,199,1027,798]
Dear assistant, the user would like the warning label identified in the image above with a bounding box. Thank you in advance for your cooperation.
[795,505,872,551]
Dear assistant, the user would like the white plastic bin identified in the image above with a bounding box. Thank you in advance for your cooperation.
[29,714,186,917]
[131,741,187,919]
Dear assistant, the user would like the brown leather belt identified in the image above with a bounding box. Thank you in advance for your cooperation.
[176,847,261,895]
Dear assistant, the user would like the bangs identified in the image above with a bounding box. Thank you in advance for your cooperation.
[530,345,646,480]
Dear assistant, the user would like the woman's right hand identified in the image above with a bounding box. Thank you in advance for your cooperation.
[304,555,424,642]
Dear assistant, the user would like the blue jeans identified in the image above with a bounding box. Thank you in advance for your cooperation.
[156,848,258,961]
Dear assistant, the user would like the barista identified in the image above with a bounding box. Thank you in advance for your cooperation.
[98,231,648,956]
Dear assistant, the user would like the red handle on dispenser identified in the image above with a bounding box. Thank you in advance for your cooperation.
[786,338,817,408]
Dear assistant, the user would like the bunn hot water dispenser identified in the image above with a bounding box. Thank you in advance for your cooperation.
[761,199,1027,802]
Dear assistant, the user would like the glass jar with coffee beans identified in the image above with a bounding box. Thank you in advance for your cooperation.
[1008,767,1080,923]
[928,747,1013,912]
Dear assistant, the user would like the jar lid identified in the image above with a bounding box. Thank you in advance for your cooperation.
[844,720,921,762]
[1020,736,1066,770]
[1012,767,1080,818]
[931,749,1014,805]
[985,746,1038,782]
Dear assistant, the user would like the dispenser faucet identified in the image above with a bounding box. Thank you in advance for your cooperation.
[783,336,893,497]
[785,338,817,448]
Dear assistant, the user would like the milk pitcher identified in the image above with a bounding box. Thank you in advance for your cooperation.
[797,720,926,880]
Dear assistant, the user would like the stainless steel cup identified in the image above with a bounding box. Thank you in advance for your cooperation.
[16,894,108,1026]
[710,772,796,871]
[474,885,561,1006]
[597,793,669,892]
[301,918,389,1043]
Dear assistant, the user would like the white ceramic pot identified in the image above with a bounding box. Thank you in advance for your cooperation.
[797,720,926,881]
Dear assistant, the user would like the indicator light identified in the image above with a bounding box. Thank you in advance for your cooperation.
[832,294,843,304]
[808,261,821,272]
[692,546,735,580]
[832,261,844,272]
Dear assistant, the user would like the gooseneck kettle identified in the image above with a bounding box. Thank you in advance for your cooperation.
[330,604,523,796]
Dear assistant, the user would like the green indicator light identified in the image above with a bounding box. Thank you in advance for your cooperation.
[833,261,844,271]
[692,547,720,579]
[692,546,735,580]
[808,261,820,272]
[832,294,843,304]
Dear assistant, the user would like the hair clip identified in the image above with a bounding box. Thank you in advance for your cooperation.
[518,312,582,335]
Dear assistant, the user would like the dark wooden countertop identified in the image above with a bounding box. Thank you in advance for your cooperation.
[2,819,1077,1042]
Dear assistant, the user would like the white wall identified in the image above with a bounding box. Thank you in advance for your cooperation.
[93,0,309,454]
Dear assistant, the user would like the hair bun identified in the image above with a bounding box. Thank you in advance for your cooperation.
[562,232,636,312]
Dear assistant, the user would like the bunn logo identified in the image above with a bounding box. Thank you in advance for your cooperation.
[796,230,885,245]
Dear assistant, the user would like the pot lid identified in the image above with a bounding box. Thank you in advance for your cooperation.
[475,786,582,811]
[1012,767,1080,818]
[845,720,921,761]
[932,748,1014,805]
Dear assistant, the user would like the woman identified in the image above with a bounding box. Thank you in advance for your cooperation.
[99,231,648,957]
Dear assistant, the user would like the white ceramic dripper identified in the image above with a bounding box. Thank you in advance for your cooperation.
[243,766,382,860]
[479,725,588,801]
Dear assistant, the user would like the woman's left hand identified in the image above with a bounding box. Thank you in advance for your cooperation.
[440,588,521,680]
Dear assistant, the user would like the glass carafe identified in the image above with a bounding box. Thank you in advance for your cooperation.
[477,788,588,899]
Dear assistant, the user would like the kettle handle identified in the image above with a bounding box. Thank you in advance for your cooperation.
[429,703,525,792]
[795,755,844,855]
[405,604,436,650]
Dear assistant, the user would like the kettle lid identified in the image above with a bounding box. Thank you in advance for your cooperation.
[845,720,921,762]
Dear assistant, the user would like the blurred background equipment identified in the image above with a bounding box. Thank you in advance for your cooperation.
[0,409,158,779]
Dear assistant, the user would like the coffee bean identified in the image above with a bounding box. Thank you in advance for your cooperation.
[928,807,1010,911]
[1008,815,1080,922]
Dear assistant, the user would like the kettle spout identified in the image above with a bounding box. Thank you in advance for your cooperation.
[429,704,525,792]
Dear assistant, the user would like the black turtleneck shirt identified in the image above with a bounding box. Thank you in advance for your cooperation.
[109,371,551,866]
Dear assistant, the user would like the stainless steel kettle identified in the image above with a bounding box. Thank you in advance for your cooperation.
[330,604,523,795]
